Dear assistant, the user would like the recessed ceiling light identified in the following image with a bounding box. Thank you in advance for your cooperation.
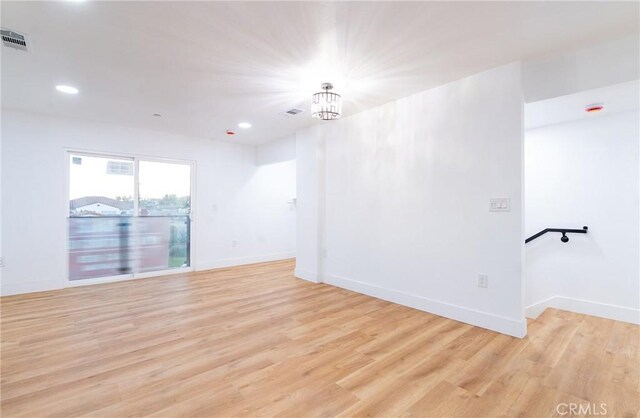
[56,85,79,94]
[238,122,252,129]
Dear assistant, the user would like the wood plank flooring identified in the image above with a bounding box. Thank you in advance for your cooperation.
[1,259,638,417]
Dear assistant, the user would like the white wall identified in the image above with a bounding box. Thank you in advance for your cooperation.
[0,109,3,286]
[256,135,296,165]
[525,110,640,324]
[294,125,323,283]
[296,63,526,337]
[1,109,296,295]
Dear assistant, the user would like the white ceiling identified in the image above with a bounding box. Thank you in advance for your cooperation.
[2,1,639,145]
[525,80,640,130]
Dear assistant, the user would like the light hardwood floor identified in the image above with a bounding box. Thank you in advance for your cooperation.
[1,259,638,417]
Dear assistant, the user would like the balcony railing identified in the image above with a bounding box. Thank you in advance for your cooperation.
[68,215,190,280]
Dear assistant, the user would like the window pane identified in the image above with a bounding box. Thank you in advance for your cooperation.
[69,154,134,217]
[138,161,190,216]
[68,154,135,280]
[137,216,190,272]
[138,161,191,271]
[68,217,134,280]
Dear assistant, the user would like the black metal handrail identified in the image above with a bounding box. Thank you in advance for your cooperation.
[525,226,588,244]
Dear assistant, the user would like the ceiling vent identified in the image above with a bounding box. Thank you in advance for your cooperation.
[1,29,29,52]
[282,108,304,117]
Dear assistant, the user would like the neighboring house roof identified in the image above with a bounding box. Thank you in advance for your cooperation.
[70,196,133,211]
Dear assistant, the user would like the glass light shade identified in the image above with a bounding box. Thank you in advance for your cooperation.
[311,84,342,120]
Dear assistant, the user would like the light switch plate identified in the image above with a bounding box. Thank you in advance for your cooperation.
[478,274,488,288]
[489,198,510,212]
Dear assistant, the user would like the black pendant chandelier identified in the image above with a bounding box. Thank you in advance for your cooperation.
[311,82,342,120]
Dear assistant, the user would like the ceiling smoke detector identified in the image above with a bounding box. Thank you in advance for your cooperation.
[1,29,29,52]
[585,103,604,113]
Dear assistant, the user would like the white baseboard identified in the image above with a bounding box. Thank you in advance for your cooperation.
[1,279,62,297]
[323,274,527,338]
[294,268,320,283]
[195,252,295,271]
[525,295,640,325]
[524,296,554,319]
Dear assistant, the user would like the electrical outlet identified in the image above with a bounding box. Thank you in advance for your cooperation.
[322,249,328,259]
[478,274,488,288]
[231,240,237,248]
[0,257,4,268]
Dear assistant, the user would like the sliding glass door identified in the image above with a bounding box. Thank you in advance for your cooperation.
[68,152,192,281]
